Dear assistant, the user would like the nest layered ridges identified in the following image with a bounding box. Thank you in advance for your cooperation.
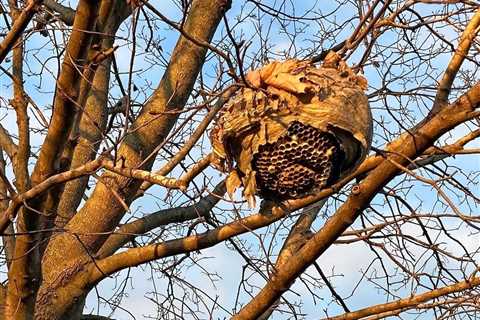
[210,53,372,206]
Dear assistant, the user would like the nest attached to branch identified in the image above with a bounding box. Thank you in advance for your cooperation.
[210,53,373,207]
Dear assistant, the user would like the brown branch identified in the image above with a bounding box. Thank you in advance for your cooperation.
[322,275,480,320]
[140,0,239,81]
[0,150,15,268]
[137,86,238,196]
[4,1,36,316]
[96,180,226,258]
[409,128,480,168]
[230,81,480,319]
[432,8,480,114]
[89,200,287,283]
[0,154,213,234]
[261,201,328,317]
[0,124,18,161]
[36,1,231,315]
[30,0,100,186]
[176,153,214,188]
[0,158,105,234]
[102,160,187,190]
[55,0,131,228]
[0,0,43,64]
[43,0,75,26]
[275,202,326,271]
[9,0,31,194]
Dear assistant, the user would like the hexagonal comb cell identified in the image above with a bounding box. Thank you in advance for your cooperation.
[252,121,343,199]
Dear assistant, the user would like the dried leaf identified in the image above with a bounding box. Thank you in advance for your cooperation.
[261,60,311,94]
[225,170,242,199]
[322,51,342,68]
[243,170,257,208]
[246,69,262,88]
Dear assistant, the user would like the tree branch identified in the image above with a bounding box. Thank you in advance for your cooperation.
[0,124,17,162]
[0,155,212,234]
[0,157,105,234]
[137,86,237,196]
[36,0,232,316]
[55,0,131,228]
[431,8,480,114]
[30,0,99,186]
[96,180,226,258]
[260,201,328,318]
[322,275,480,320]
[230,82,480,319]
[0,0,43,64]
[43,0,75,26]
[89,199,285,283]
[0,150,15,268]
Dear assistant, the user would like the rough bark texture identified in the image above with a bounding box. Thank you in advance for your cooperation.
[33,0,230,318]
[55,0,130,227]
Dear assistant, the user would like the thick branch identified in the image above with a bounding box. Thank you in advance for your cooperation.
[0,0,43,64]
[96,180,226,258]
[89,200,286,283]
[260,201,327,318]
[30,0,99,186]
[43,0,75,25]
[55,0,130,227]
[432,9,480,113]
[36,1,231,317]
[323,275,480,320]
[231,82,480,319]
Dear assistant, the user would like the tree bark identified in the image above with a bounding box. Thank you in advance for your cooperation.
[33,0,231,318]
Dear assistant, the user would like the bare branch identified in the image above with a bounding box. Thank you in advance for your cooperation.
[0,124,17,161]
[323,275,480,320]
[432,9,480,113]
[97,180,226,258]
[0,0,43,64]
[43,0,75,26]
[231,81,480,320]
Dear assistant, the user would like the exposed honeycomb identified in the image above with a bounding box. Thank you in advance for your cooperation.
[252,121,344,199]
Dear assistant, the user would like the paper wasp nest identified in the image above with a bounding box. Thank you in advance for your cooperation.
[210,53,372,207]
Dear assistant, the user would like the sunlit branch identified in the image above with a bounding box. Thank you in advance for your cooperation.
[432,9,480,114]
[323,275,480,320]
[0,0,43,64]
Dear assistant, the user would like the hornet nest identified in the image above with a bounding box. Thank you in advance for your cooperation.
[210,52,373,207]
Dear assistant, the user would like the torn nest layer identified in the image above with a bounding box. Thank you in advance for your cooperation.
[210,53,373,207]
